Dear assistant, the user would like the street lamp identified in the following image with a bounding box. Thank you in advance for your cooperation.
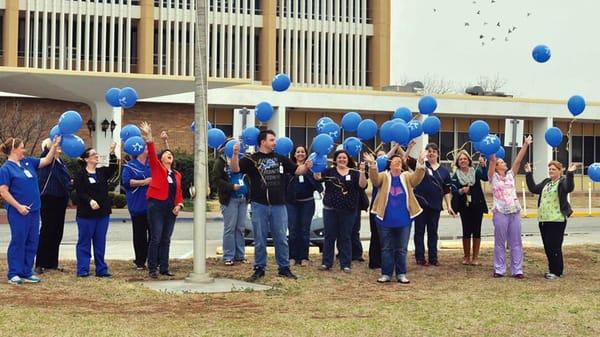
[101,119,110,137]
[110,120,117,137]
[86,119,96,135]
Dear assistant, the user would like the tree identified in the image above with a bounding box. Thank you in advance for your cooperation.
[476,73,507,92]
[0,99,52,155]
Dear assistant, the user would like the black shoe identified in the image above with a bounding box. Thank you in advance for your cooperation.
[96,273,112,278]
[160,271,175,277]
[247,267,265,282]
[353,257,366,262]
[149,271,159,279]
[429,261,440,267]
[416,260,428,266]
[278,267,298,279]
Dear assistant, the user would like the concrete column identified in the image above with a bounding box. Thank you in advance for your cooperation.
[370,0,391,90]
[3,0,19,66]
[532,117,553,183]
[89,102,122,166]
[259,0,277,84]
[138,0,155,74]
[268,105,286,137]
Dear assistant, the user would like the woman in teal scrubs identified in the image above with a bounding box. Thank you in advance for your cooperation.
[0,136,60,285]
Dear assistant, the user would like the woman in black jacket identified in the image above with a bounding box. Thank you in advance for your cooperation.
[525,160,576,280]
[73,143,118,277]
[450,150,488,266]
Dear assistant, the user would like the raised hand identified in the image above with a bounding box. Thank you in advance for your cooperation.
[568,163,578,172]
[524,162,532,173]
[140,122,153,142]
[363,152,375,164]
[418,150,427,164]
[524,135,533,145]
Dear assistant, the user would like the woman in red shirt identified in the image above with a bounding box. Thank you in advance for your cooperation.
[140,122,184,279]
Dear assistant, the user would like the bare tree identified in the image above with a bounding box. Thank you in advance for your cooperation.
[422,75,459,94]
[477,73,507,92]
[0,100,52,155]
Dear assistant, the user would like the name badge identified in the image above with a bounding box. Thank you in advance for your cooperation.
[239,179,245,186]
[298,175,305,183]
[88,177,97,184]
[345,174,351,181]
[23,169,33,178]
[427,168,433,176]
[279,165,284,174]
[167,176,174,184]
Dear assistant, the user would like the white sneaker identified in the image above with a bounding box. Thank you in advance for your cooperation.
[544,273,559,280]
[397,274,410,284]
[377,275,391,283]
[23,275,41,283]
[342,267,352,273]
[8,276,23,285]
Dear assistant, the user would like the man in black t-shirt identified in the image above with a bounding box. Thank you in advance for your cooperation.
[231,130,312,281]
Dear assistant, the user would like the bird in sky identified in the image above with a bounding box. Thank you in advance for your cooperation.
[480,34,484,39]
[465,22,470,26]
[497,22,501,27]
[527,12,532,17]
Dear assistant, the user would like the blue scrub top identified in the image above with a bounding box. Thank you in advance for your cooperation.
[0,157,42,212]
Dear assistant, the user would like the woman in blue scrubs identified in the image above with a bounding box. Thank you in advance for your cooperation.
[0,136,60,285]
[73,143,118,277]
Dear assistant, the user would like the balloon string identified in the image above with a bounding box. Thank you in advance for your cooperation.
[565,117,576,163]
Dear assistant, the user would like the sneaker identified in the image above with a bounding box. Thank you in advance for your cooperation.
[224,260,234,266]
[545,273,559,280]
[159,271,175,277]
[342,267,352,273]
[397,274,410,284]
[96,273,112,278]
[34,267,45,274]
[493,273,504,278]
[247,267,265,282]
[377,275,391,283]
[318,265,331,271]
[135,265,146,271]
[513,274,525,279]
[78,273,90,278]
[23,275,41,283]
[8,276,23,285]
[149,271,159,279]
[289,259,297,266]
[278,267,297,279]
[429,261,440,267]
[416,260,428,266]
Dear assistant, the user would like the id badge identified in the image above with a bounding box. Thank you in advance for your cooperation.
[466,194,472,205]
[88,177,97,184]
[427,168,433,176]
[239,179,245,186]
[345,174,351,181]
[23,169,33,178]
[298,175,305,183]
[167,176,174,184]
[279,165,284,174]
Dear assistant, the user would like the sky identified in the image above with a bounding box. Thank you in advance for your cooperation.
[390,0,600,101]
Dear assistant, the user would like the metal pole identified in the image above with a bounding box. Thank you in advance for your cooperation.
[186,0,213,284]
[510,119,518,163]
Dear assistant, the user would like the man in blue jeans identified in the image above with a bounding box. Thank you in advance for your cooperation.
[231,130,312,282]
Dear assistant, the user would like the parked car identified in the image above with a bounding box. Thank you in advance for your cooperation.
[244,192,324,252]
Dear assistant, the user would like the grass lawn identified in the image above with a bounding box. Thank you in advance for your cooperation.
[0,245,599,337]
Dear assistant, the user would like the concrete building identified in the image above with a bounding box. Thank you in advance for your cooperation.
[0,0,599,189]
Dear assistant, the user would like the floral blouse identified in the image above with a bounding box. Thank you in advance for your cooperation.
[491,170,521,214]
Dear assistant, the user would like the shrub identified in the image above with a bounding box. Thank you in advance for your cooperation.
[113,194,127,208]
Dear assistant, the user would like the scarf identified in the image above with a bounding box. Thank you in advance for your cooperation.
[456,167,476,187]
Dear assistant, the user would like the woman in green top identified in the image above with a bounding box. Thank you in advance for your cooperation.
[525,160,576,280]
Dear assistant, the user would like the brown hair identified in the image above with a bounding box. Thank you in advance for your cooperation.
[548,160,563,172]
[453,150,473,169]
[0,137,23,155]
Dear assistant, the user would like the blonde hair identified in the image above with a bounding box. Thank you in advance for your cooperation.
[548,160,563,172]
[41,138,52,152]
[453,149,473,170]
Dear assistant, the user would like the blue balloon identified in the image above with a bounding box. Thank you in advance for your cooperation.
[568,95,585,116]
[105,88,121,108]
[242,127,260,146]
[272,73,291,92]
[479,134,501,156]
[495,146,506,160]
[61,134,86,158]
[588,163,600,182]
[208,128,227,149]
[341,112,362,132]
[312,134,334,155]
[124,136,146,156]
[379,120,395,143]
[119,87,138,109]
[418,96,437,115]
[308,152,328,173]
[275,137,294,156]
[376,155,389,172]
[469,120,490,143]
[316,117,334,134]
[422,116,441,135]
[256,101,273,122]
[356,119,377,141]
[473,141,482,153]
[120,124,141,142]
[407,120,423,140]
[343,137,363,157]
[391,121,410,145]
[58,110,83,135]
[224,139,239,158]
[49,125,61,140]
[532,44,551,63]
[393,107,412,123]
[320,122,341,141]
[545,127,563,148]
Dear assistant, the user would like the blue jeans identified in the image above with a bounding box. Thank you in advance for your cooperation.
[6,209,40,279]
[221,197,247,262]
[378,224,412,277]
[286,200,315,261]
[251,202,289,270]
[322,208,355,269]
[76,216,110,276]
[147,200,177,273]
[414,207,441,263]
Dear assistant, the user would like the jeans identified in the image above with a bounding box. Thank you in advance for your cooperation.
[76,216,110,276]
[147,200,177,273]
[322,208,355,269]
[378,224,412,277]
[351,209,364,260]
[414,207,441,263]
[251,202,289,270]
[7,209,40,279]
[36,195,68,269]
[539,221,567,276]
[131,213,149,268]
[286,200,315,261]
[221,197,247,262]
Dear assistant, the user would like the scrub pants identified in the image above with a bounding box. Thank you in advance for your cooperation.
[6,208,40,280]
[76,216,110,276]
